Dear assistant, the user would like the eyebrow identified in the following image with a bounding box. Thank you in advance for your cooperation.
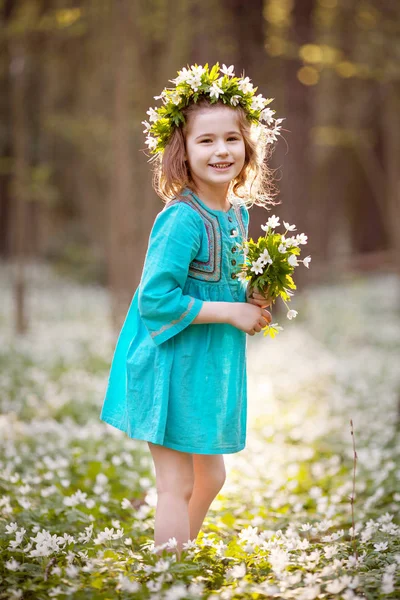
[195,131,241,140]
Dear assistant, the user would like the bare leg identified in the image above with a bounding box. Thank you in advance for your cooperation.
[188,453,226,541]
[147,442,194,560]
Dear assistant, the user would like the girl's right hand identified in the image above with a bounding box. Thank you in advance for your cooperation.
[228,303,272,335]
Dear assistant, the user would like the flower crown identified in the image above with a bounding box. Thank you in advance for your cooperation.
[142,62,284,159]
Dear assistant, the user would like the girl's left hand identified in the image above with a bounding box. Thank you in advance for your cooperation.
[246,284,273,308]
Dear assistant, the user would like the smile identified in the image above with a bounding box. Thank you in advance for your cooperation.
[209,163,234,170]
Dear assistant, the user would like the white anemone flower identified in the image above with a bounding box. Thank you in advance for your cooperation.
[230,94,242,106]
[267,215,280,229]
[209,80,224,99]
[303,256,312,268]
[221,64,235,77]
[283,221,297,231]
[169,67,192,85]
[250,259,265,275]
[238,77,254,94]
[145,136,158,151]
[296,233,308,244]
[260,107,274,124]
[146,107,161,122]
[259,249,273,264]
[278,243,287,253]
[288,254,299,267]
[287,309,298,320]
[251,93,268,111]
[141,120,151,132]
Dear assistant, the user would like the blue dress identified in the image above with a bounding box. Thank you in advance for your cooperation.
[99,186,249,454]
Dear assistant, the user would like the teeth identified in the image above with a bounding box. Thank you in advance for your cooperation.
[212,163,231,168]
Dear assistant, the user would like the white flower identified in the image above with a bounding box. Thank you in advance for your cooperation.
[5,558,20,571]
[278,243,287,253]
[287,309,298,320]
[268,323,284,332]
[169,67,192,85]
[296,233,308,244]
[221,64,235,77]
[237,271,248,283]
[191,64,206,78]
[230,94,242,106]
[187,74,202,92]
[267,215,280,228]
[251,93,268,111]
[227,562,246,578]
[250,259,265,275]
[121,498,132,509]
[145,136,158,151]
[169,90,182,105]
[141,120,151,132]
[259,107,274,124]
[300,523,313,531]
[374,541,388,551]
[237,77,254,94]
[259,249,273,264]
[146,107,161,123]
[209,80,224,99]
[5,522,18,534]
[288,254,299,267]
[303,255,312,268]
[283,220,297,231]
[164,584,188,600]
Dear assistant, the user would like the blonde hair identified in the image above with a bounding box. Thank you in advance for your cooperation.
[149,98,279,210]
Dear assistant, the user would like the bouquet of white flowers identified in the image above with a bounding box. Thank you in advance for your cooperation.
[235,215,311,338]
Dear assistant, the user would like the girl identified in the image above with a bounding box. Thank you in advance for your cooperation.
[100,63,282,560]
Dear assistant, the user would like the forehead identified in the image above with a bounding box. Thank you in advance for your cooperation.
[187,106,240,135]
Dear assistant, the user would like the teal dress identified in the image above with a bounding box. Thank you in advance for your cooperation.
[99,187,249,454]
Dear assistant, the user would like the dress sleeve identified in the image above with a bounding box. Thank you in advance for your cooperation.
[138,202,204,346]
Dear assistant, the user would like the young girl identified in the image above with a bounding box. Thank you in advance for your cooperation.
[100,63,282,560]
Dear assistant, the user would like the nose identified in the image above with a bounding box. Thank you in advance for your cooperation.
[215,142,229,156]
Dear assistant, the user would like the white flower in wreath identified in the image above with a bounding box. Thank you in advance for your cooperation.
[260,107,274,125]
[221,64,235,77]
[169,91,182,105]
[238,77,254,94]
[169,67,192,85]
[209,80,224,100]
[251,93,268,111]
[145,136,158,151]
[146,107,161,123]
[230,95,242,106]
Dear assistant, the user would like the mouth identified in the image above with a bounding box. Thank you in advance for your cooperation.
[209,162,234,171]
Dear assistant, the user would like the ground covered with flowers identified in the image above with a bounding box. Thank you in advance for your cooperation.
[0,263,399,599]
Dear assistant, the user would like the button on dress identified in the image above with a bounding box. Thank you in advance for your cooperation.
[99,187,249,454]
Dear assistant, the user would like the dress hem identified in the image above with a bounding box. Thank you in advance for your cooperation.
[100,415,245,455]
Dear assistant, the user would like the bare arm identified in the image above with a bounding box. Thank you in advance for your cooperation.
[191,301,234,325]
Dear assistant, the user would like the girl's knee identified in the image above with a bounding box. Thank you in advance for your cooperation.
[193,455,226,491]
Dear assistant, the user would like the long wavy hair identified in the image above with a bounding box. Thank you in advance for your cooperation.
[148,97,280,210]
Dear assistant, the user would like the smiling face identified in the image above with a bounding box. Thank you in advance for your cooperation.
[184,105,246,194]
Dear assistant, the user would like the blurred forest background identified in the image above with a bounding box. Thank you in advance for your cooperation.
[1,0,399,331]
